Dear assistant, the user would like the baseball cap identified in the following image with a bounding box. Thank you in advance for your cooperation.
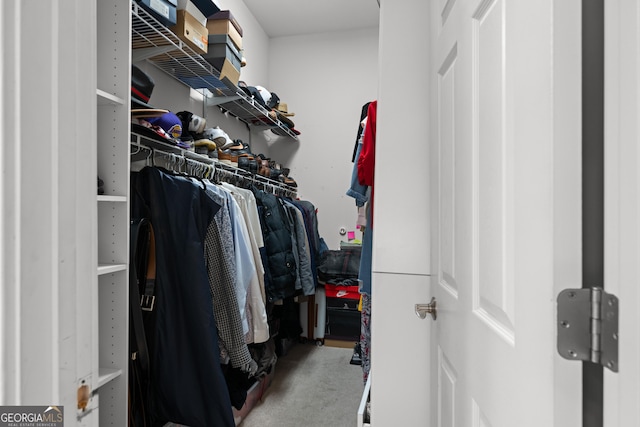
[146,112,182,139]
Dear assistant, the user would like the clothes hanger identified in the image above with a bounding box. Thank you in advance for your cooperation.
[131,144,142,157]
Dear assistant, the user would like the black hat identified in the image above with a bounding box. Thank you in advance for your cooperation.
[246,86,267,108]
[131,65,155,109]
[267,92,280,110]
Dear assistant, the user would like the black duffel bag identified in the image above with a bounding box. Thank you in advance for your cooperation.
[316,247,362,282]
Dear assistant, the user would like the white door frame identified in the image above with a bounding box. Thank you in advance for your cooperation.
[603,0,640,425]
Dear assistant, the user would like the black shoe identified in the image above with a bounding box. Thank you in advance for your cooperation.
[238,156,258,174]
[350,342,362,365]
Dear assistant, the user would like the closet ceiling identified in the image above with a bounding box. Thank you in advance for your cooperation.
[242,0,380,38]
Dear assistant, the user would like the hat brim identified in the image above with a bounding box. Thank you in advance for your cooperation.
[131,122,177,146]
[131,96,155,109]
[277,109,295,117]
[131,108,169,118]
[275,111,295,129]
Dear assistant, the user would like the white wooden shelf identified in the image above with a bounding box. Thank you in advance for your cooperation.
[95,1,130,424]
[97,88,125,106]
[97,195,127,203]
[96,367,123,390]
[97,263,127,276]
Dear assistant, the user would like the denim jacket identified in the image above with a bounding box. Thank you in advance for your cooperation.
[346,128,369,207]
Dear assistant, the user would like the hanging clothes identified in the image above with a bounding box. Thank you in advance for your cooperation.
[218,183,269,344]
[357,100,377,225]
[202,181,257,375]
[346,101,377,385]
[253,188,297,302]
[282,198,314,295]
[131,167,234,427]
[352,101,372,163]
[221,183,267,303]
[346,118,370,207]
[287,199,321,288]
[360,293,372,384]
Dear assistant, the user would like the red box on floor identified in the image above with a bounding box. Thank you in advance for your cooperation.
[325,284,360,341]
[324,283,360,300]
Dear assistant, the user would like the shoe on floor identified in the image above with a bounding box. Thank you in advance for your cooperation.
[350,342,362,365]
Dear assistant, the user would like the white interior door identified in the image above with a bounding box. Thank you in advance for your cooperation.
[429,0,582,425]
[603,1,640,425]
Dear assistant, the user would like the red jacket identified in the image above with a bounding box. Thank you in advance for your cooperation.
[357,100,377,187]
[357,100,377,227]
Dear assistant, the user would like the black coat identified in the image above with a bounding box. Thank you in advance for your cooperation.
[253,189,297,301]
[132,167,234,427]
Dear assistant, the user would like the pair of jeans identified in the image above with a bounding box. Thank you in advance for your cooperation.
[358,202,373,295]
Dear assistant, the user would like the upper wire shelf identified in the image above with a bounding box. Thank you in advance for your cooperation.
[131,2,299,139]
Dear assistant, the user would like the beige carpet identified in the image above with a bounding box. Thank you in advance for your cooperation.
[239,342,365,427]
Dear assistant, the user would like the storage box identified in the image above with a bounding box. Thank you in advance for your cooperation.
[327,296,359,311]
[203,34,242,71]
[207,10,242,50]
[177,0,207,26]
[171,9,208,55]
[325,283,360,341]
[136,0,178,27]
[218,58,240,88]
[190,0,221,19]
[325,283,360,301]
[209,10,243,35]
[326,308,360,341]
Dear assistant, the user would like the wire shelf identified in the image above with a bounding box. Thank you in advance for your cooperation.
[131,2,299,139]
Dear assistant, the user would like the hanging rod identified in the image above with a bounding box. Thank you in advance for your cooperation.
[130,133,298,197]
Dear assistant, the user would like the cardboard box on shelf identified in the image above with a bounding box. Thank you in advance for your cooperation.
[190,0,221,19]
[206,10,242,50]
[209,10,243,35]
[136,0,178,27]
[171,9,208,55]
[218,58,240,88]
[176,0,207,26]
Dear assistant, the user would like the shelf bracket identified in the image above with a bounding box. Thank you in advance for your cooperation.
[132,45,178,63]
[205,94,242,107]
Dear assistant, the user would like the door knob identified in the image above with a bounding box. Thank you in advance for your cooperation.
[415,297,437,321]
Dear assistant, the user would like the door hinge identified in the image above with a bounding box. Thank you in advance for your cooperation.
[557,287,619,372]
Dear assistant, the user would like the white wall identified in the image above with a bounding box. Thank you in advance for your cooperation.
[267,27,379,250]
[138,4,379,252]
[371,0,432,424]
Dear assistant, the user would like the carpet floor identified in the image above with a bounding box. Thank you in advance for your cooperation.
[239,342,365,427]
